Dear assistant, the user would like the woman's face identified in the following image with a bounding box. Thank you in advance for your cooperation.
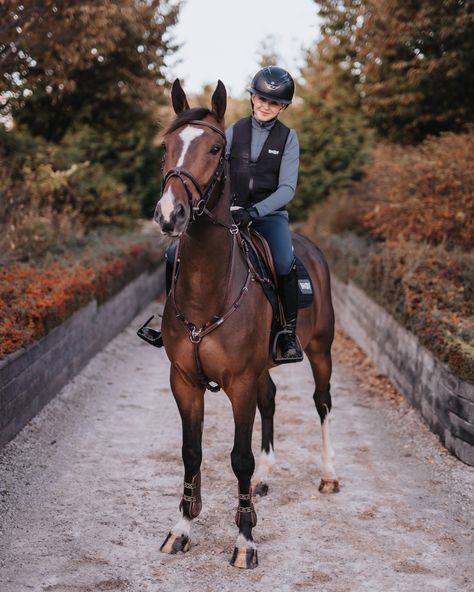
[251,93,285,122]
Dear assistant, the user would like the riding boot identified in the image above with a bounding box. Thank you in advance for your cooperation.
[277,263,303,361]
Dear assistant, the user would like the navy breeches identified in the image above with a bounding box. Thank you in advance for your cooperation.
[165,213,294,276]
[251,213,294,275]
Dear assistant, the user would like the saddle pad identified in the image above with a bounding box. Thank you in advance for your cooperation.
[296,257,314,309]
[241,230,314,313]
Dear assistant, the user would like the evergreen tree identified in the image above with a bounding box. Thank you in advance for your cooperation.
[1,1,179,219]
[316,0,474,143]
[289,21,370,220]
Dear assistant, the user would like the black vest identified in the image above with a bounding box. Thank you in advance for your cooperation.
[230,117,290,209]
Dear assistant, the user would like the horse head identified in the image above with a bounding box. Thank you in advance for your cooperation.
[154,79,227,236]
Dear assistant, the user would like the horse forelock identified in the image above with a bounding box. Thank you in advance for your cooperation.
[163,107,214,138]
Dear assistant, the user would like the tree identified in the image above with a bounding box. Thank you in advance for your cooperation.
[288,13,371,220]
[0,1,179,116]
[1,1,180,220]
[316,0,474,143]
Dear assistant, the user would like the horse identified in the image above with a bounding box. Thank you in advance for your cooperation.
[153,79,339,569]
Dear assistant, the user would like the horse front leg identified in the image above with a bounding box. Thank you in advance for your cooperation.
[228,386,258,569]
[160,369,205,554]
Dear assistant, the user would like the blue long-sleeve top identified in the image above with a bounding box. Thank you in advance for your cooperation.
[225,116,300,217]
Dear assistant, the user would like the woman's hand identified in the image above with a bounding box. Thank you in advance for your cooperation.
[232,207,258,227]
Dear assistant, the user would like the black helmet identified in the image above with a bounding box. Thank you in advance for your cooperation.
[247,66,294,105]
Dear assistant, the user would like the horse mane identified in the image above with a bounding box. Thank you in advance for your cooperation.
[163,108,213,137]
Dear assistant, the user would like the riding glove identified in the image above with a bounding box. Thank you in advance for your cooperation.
[232,207,258,227]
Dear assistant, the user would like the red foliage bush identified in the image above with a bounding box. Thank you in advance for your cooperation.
[359,132,474,250]
[0,238,164,358]
[303,131,474,382]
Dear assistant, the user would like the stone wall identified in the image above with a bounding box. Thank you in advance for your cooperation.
[0,265,165,449]
[331,277,474,466]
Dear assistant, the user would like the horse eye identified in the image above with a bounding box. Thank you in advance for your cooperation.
[209,144,220,155]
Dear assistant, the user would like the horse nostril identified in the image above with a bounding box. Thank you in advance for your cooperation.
[175,204,186,219]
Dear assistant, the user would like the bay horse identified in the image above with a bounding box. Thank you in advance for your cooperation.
[153,79,339,569]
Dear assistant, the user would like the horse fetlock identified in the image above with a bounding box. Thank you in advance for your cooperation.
[234,504,257,528]
[179,471,202,519]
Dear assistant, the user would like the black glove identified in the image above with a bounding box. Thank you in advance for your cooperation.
[232,207,257,227]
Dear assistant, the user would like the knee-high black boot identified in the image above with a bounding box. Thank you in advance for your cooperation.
[277,263,303,361]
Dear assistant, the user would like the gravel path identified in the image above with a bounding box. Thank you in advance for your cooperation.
[1,302,473,592]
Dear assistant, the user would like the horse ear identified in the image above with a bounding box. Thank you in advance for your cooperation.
[211,80,227,121]
[171,79,190,114]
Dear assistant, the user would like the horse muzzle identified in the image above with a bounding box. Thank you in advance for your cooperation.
[154,200,189,236]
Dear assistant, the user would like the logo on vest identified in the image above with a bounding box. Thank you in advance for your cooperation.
[268,149,279,155]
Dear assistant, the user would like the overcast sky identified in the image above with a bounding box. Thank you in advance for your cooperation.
[167,0,321,97]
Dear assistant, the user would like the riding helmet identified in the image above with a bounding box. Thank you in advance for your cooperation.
[247,66,295,105]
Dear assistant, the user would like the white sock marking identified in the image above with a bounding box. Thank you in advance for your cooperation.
[171,516,191,537]
[321,416,337,480]
[236,532,257,550]
[254,446,275,484]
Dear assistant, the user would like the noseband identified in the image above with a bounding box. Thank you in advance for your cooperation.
[161,120,227,222]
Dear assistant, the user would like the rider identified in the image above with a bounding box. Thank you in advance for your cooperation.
[228,66,301,360]
[142,66,301,361]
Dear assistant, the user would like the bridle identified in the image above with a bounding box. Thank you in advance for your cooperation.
[160,119,228,224]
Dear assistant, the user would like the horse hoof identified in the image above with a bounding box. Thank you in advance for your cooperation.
[230,547,258,569]
[254,481,269,497]
[160,532,191,554]
[319,478,340,494]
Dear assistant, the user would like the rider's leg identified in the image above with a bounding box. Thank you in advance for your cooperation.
[276,261,301,358]
[251,213,301,360]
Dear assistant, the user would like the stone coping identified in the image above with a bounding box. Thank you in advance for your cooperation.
[331,276,474,466]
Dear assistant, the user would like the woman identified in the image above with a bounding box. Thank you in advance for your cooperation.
[140,66,301,361]
[228,65,301,361]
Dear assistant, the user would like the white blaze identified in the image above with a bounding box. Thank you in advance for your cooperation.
[158,126,204,223]
[159,186,175,222]
[177,126,204,167]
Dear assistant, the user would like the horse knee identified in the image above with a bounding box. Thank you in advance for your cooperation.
[231,449,255,480]
[313,387,332,423]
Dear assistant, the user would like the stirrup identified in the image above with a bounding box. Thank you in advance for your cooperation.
[136,315,163,348]
[271,329,303,364]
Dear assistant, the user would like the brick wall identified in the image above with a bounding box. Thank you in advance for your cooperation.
[331,277,474,466]
[0,265,165,449]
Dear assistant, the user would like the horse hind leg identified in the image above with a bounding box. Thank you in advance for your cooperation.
[253,372,277,497]
[306,340,340,494]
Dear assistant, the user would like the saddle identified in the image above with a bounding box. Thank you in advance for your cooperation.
[239,228,314,362]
